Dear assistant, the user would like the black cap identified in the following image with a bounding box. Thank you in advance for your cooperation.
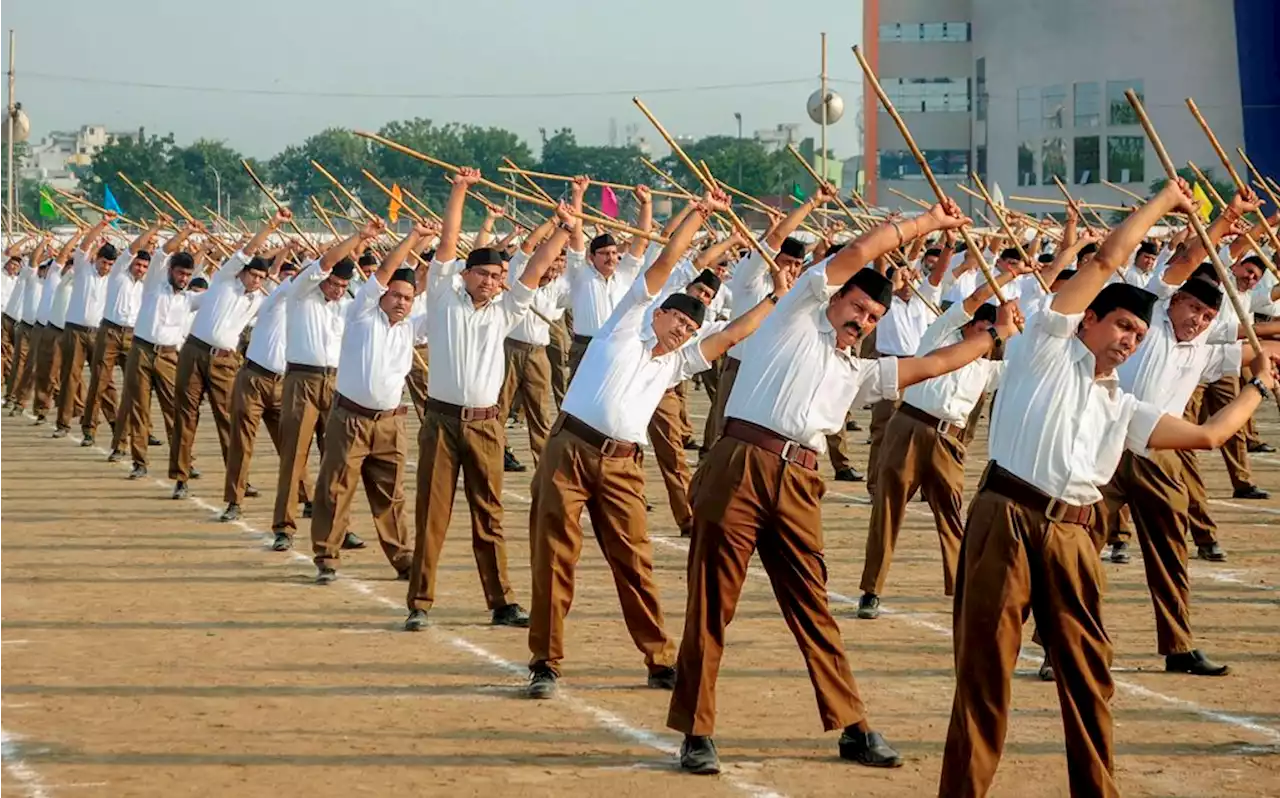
[660,292,706,327]
[1137,241,1158,257]
[1191,262,1221,284]
[1088,283,1156,327]
[1176,275,1222,310]
[840,267,893,308]
[357,252,378,267]
[280,260,300,275]
[331,258,356,279]
[780,237,806,260]
[96,242,119,262]
[465,247,504,268]
[970,303,998,325]
[1055,268,1078,284]
[589,233,617,254]
[690,268,721,294]
[389,267,416,286]
[924,247,942,258]
[1241,255,1266,273]
[999,247,1021,261]
[1037,252,1055,264]
[1079,242,1099,256]
[826,242,846,257]
[243,256,270,274]
[188,276,209,290]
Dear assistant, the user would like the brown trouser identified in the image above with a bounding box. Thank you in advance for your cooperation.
[1,315,14,389]
[648,387,694,535]
[272,368,335,535]
[1101,450,1197,654]
[826,420,853,474]
[528,418,675,676]
[1198,375,1253,490]
[961,392,987,446]
[117,340,178,467]
[406,344,430,422]
[699,356,724,447]
[669,436,867,735]
[310,402,413,572]
[55,324,94,431]
[1178,386,1220,546]
[224,363,311,507]
[702,356,740,452]
[860,411,966,597]
[567,333,591,383]
[81,322,128,438]
[34,323,67,414]
[865,398,901,494]
[498,338,553,461]
[547,317,571,408]
[170,339,238,482]
[5,320,32,401]
[407,406,515,612]
[12,322,45,408]
[941,479,1117,798]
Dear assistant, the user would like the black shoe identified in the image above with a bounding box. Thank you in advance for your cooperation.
[683,438,700,451]
[107,449,126,463]
[189,467,201,480]
[271,532,292,551]
[404,609,429,631]
[846,419,862,432]
[856,593,880,619]
[315,567,338,585]
[834,468,864,483]
[244,483,260,498]
[1166,649,1230,676]
[647,666,677,690]
[838,728,903,768]
[127,464,148,480]
[1196,542,1227,562]
[80,434,94,447]
[1038,656,1055,682]
[301,501,314,519]
[1232,485,1269,500]
[492,603,530,627]
[527,668,558,699]
[148,434,162,446]
[503,448,527,473]
[645,502,653,512]
[679,735,720,775]
[341,531,366,550]
[396,568,410,581]
[51,427,68,439]
[172,481,189,500]
[220,504,242,522]
[31,413,46,425]
[1108,542,1131,564]
[1248,442,1276,454]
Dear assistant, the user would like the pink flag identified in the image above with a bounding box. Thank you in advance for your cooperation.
[600,185,619,218]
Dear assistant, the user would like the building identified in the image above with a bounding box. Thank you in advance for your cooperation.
[21,125,140,191]
[861,0,1275,217]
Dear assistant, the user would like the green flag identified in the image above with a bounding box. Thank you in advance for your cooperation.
[38,189,58,220]
[791,183,807,202]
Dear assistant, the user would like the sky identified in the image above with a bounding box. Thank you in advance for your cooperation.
[2,0,865,161]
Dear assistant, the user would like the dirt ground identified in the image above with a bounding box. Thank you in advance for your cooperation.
[2,384,1278,798]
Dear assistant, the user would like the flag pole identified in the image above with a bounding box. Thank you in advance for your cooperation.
[6,29,15,238]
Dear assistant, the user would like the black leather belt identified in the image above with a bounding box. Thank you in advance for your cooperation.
[65,322,95,334]
[102,319,133,332]
[897,402,965,440]
[980,463,1094,526]
[245,359,282,379]
[723,418,819,470]
[426,398,500,422]
[572,334,592,346]
[188,336,236,357]
[561,413,639,457]
[338,394,407,420]
[287,362,337,376]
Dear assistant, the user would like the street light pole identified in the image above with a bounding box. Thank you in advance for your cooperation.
[734,112,743,187]
[207,164,223,231]
[7,30,15,239]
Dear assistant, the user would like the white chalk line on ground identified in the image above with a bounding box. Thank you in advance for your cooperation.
[14,418,784,798]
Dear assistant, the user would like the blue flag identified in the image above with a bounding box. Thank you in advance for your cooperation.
[103,184,123,226]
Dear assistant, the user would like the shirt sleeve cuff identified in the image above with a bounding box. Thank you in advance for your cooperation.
[876,356,901,403]
[1038,306,1085,339]
[507,277,536,305]
[1126,399,1165,457]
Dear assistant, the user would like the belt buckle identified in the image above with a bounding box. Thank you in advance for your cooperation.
[1044,498,1070,523]
[460,407,479,422]
[936,418,951,434]
[600,438,621,457]
[779,440,798,463]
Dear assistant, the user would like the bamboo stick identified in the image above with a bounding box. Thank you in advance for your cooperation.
[496,166,685,199]
[115,172,170,224]
[1103,180,1146,204]
[1127,90,1263,355]
[1235,149,1280,255]
[361,169,426,225]
[310,197,342,240]
[972,172,1050,293]
[49,186,142,229]
[1187,160,1278,279]
[239,159,321,256]
[1008,194,1131,213]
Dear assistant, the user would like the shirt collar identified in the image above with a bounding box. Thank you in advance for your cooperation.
[1070,335,1120,397]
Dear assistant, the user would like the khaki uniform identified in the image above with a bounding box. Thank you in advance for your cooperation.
[223,361,311,507]
[498,338,553,461]
[169,337,239,482]
[647,387,694,535]
[546,317,571,407]
[55,323,96,431]
[80,321,129,439]
[271,366,335,537]
[116,340,179,467]
[406,344,430,421]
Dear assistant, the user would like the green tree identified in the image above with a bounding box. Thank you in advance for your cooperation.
[656,135,799,199]
[1145,167,1238,222]
[167,139,263,221]
[79,132,187,220]
[267,128,375,215]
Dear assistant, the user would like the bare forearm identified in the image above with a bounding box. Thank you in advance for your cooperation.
[520,217,555,255]
[373,232,421,286]
[437,185,469,262]
[519,227,571,290]
[701,296,774,361]
[474,214,497,248]
[629,200,653,257]
[1149,391,1261,450]
[765,198,815,249]
[828,218,936,287]
[320,233,361,271]
[645,206,707,294]
[962,271,1016,315]
[898,334,992,388]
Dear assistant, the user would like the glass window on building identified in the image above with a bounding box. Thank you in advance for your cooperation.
[879,23,903,42]
[1018,143,1037,186]
[1042,85,1067,130]
[1074,82,1100,128]
[879,149,968,179]
[1108,80,1143,125]
[879,21,970,42]
[1107,136,1145,183]
[1074,136,1100,184]
[1042,138,1067,184]
[976,145,988,183]
[1018,87,1039,132]
[881,78,971,113]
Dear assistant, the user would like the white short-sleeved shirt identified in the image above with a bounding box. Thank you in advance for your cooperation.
[987,305,1164,505]
[564,248,645,338]
[901,301,1004,427]
[874,281,943,356]
[561,277,711,444]
[725,259,899,451]
[725,244,779,359]
[284,260,351,368]
[187,252,263,350]
[103,254,146,327]
[35,264,62,325]
[336,277,429,411]
[49,268,77,329]
[506,251,569,347]
[134,253,195,347]
[65,250,110,329]
[244,279,292,375]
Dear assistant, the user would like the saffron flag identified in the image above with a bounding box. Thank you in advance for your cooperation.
[1192,182,1212,223]
[388,183,403,224]
[600,185,619,218]
[103,184,123,226]
[38,189,58,220]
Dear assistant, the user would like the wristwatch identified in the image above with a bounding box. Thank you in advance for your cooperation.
[986,326,1003,348]
[1246,376,1271,401]
[766,292,780,304]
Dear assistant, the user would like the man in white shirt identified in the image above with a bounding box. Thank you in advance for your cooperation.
[562,177,652,380]
[168,212,287,500]
[33,238,86,423]
[311,223,437,583]
[856,268,1024,620]
[220,252,305,521]
[1,247,23,382]
[54,214,124,437]
[402,168,552,630]
[10,238,66,414]
[526,190,782,698]
[670,200,999,776]
[3,235,46,405]
[82,220,161,449]
[268,225,371,551]
[114,223,200,478]
[939,179,1279,798]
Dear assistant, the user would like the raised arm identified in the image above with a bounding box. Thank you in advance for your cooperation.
[898,300,1023,388]
[694,232,743,272]
[1041,230,1100,287]
[321,219,383,272]
[371,223,431,287]
[628,185,653,258]
[473,207,500,249]
[700,262,794,361]
[131,216,166,255]
[1148,351,1278,450]
[519,215,556,256]
[1160,187,1260,286]
[826,200,969,288]
[518,203,577,290]
[764,183,834,249]
[928,232,956,287]
[437,167,481,263]
[78,213,116,253]
[568,175,589,253]
[55,228,87,268]
[243,210,291,257]
[1054,178,1196,315]
[644,192,727,296]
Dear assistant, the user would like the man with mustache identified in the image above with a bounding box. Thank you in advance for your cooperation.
[670,198,1014,775]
